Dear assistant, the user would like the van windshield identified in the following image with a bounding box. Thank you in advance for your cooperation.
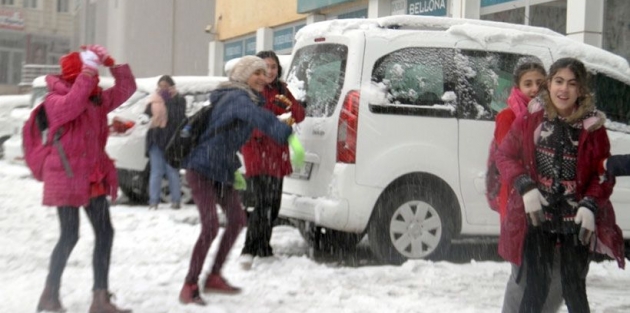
[286,44,348,117]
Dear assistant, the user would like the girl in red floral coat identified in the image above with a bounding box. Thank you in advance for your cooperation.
[496,57,625,313]
[239,51,305,269]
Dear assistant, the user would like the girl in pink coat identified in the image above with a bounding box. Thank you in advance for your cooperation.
[36,45,136,313]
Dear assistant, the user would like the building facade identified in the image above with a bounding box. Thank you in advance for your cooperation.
[0,0,77,94]
[207,0,630,76]
[87,0,216,78]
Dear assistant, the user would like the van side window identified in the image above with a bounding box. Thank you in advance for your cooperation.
[372,47,454,107]
[286,44,348,118]
[455,50,524,121]
[592,73,630,129]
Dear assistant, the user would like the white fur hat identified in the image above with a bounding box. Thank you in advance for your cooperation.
[228,55,267,83]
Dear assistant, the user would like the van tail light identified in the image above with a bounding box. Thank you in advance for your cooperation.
[337,90,360,163]
[109,117,135,135]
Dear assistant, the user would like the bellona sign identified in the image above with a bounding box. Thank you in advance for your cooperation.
[407,0,447,16]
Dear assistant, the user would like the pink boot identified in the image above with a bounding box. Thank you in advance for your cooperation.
[203,274,241,294]
[88,290,131,313]
[179,283,206,306]
[37,285,65,312]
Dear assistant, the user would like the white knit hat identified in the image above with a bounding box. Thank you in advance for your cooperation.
[228,55,267,83]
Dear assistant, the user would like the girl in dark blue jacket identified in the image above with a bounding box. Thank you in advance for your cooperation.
[178,56,303,305]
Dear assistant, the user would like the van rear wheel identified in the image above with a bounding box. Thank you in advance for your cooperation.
[368,184,453,265]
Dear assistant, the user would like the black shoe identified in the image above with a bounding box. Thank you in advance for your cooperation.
[171,203,181,209]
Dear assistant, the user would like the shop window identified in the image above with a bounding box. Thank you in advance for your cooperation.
[57,0,68,12]
[23,0,38,8]
[1,0,15,5]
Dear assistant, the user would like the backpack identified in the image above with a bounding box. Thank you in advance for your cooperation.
[485,139,501,213]
[164,97,237,168]
[23,103,73,181]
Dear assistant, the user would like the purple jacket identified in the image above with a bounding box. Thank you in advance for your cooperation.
[42,65,136,207]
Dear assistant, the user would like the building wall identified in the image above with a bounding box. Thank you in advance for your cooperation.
[92,0,215,78]
[0,0,78,92]
[215,0,306,40]
[604,0,630,62]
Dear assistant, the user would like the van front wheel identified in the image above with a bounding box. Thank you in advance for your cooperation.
[368,184,453,265]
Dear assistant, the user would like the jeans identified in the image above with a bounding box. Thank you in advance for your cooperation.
[148,144,181,205]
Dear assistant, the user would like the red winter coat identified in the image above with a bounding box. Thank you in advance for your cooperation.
[42,65,136,207]
[495,99,625,269]
[493,87,530,221]
[241,82,305,177]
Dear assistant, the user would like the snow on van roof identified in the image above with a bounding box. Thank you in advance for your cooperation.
[295,15,630,85]
[295,15,563,42]
[134,76,227,94]
[447,24,630,85]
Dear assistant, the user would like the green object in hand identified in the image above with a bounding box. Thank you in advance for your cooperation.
[288,134,305,169]
[234,171,247,190]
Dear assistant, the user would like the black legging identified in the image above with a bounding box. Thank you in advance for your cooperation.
[241,175,283,257]
[45,196,114,291]
[519,227,591,313]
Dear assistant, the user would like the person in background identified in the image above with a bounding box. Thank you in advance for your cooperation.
[489,57,564,313]
[144,75,186,210]
[178,56,304,306]
[496,57,625,313]
[36,45,136,313]
[238,50,306,270]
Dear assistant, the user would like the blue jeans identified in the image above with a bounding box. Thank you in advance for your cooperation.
[148,144,181,205]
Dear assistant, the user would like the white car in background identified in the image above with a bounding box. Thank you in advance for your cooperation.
[0,94,30,159]
[105,76,227,204]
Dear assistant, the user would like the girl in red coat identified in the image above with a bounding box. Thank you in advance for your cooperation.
[492,59,563,313]
[496,57,625,313]
[239,51,305,269]
[35,45,136,313]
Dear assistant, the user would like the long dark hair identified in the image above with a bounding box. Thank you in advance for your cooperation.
[158,75,175,87]
[256,50,285,94]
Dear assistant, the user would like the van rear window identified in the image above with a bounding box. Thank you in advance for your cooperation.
[286,44,348,117]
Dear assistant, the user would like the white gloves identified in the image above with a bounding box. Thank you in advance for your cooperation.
[522,188,549,226]
[575,207,595,245]
[80,50,100,71]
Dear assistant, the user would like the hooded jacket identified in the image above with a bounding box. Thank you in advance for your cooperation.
[182,82,293,184]
[42,65,136,207]
[495,97,625,268]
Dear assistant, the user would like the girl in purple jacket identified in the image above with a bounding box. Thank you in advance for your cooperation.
[36,45,136,313]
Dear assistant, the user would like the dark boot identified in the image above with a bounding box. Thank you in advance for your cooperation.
[178,283,206,306]
[36,285,65,312]
[88,290,131,313]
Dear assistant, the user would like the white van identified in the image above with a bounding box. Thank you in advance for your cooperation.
[105,76,227,204]
[279,16,630,264]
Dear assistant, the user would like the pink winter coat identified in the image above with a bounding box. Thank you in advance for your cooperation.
[496,99,625,269]
[42,65,136,207]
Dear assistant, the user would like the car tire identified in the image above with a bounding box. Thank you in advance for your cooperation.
[298,222,364,253]
[117,169,149,204]
[368,183,454,265]
[159,171,193,204]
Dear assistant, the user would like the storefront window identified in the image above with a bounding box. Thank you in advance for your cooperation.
[604,0,630,63]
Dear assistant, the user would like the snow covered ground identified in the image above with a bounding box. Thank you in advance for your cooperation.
[1,160,629,313]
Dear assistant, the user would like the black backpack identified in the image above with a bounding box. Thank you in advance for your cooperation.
[164,97,237,168]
